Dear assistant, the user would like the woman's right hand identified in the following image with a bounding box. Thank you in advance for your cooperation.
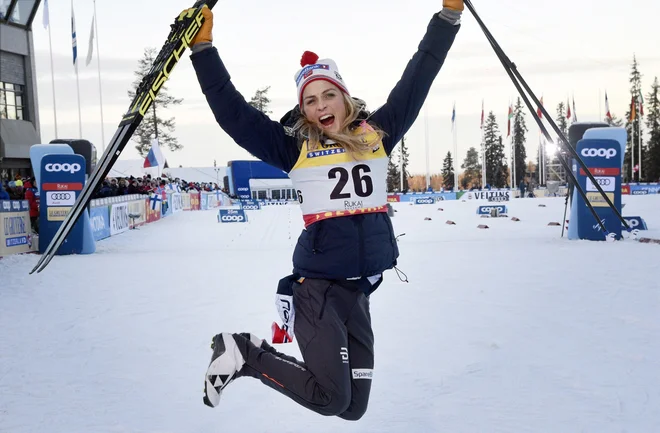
[180,5,213,46]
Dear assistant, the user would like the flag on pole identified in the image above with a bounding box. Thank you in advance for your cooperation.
[605,92,612,121]
[629,96,636,122]
[536,96,544,119]
[451,103,456,131]
[572,96,577,122]
[86,13,95,66]
[143,139,167,168]
[507,103,513,137]
[480,99,484,129]
[42,0,50,28]
[639,90,644,116]
[566,98,571,120]
[71,1,78,66]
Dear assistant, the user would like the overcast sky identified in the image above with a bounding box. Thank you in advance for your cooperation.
[31,0,660,174]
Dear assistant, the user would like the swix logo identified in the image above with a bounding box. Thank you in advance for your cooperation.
[45,163,81,174]
[581,148,617,159]
[593,218,606,231]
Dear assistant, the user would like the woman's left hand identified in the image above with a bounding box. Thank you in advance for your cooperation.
[443,0,464,11]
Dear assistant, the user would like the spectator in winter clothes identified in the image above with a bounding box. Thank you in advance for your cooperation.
[127,178,141,195]
[0,184,9,200]
[23,181,40,234]
[187,0,463,420]
[519,179,527,198]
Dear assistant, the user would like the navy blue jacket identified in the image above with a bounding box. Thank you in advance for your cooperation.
[191,13,459,280]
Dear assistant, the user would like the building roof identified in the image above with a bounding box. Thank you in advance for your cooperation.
[0,0,42,28]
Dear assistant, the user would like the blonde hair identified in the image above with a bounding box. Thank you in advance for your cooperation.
[294,93,386,159]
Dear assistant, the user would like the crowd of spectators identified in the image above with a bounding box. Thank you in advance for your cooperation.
[1,173,228,235]
[1,175,40,233]
[92,174,225,199]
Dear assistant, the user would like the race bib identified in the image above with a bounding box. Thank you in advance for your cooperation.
[289,140,388,226]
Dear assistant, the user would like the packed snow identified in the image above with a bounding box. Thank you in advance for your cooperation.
[1,195,659,432]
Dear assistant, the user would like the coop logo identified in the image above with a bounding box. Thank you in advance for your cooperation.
[631,190,648,195]
[478,206,506,214]
[219,209,247,223]
[45,163,82,174]
[221,214,244,221]
[580,148,617,159]
[623,216,647,230]
[414,198,434,205]
[242,204,260,211]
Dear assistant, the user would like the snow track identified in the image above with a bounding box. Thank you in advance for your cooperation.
[1,196,659,432]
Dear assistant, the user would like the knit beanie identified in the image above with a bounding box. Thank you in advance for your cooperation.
[293,51,349,107]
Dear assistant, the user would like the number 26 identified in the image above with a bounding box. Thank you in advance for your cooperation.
[328,164,373,199]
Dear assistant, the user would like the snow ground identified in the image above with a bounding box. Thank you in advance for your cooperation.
[1,196,659,433]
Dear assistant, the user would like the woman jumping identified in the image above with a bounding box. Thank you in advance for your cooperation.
[186,0,463,420]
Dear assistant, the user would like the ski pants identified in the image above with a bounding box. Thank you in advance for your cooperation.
[236,277,375,421]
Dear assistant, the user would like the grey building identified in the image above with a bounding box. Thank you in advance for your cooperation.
[0,0,41,182]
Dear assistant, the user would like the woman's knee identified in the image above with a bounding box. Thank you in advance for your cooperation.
[315,389,351,417]
[336,402,369,421]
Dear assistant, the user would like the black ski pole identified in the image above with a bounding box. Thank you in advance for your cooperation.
[464,0,630,235]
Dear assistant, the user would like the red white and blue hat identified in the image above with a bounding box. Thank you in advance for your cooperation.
[294,51,349,107]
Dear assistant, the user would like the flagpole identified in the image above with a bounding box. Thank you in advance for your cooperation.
[424,103,430,191]
[75,62,82,138]
[399,146,403,192]
[93,0,106,151]
[638,107,642,180]
[631,97,635,182]
[481,99,485,189]
[453,104,458,191]
[512,129,516,189]
[72,0,82,138]
[46,4,58,138]
[599,89,602,121]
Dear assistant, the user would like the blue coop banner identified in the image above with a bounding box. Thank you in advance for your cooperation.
[39,155,87,255]
[574,139,622,240]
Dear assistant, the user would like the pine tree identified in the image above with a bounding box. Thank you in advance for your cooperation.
[645,77,660,182]
[386,147,401,192]
[398,137,410,192]
[128,47,183,156]
[460,147,481,189]
[624,55,644,182]
[483,111,508,187]
[248,86,272,115]
[441,151,455,190]
[605,113,624,127]
[547,102,569,182]
[512,97,528,186]
[555,102,569,142]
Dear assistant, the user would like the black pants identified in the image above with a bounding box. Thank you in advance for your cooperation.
[235,278,375,421]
